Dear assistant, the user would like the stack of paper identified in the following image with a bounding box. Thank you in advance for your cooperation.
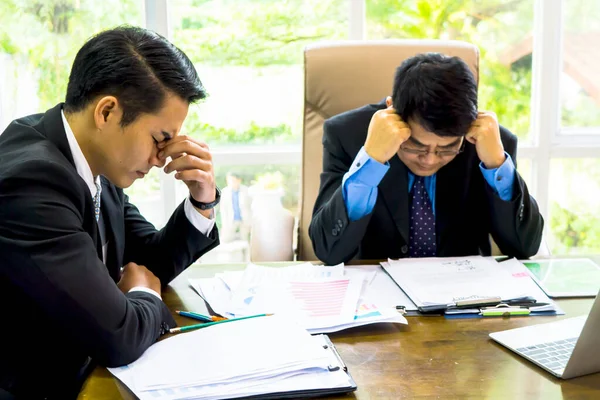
[108,316,356,400]
[189,263,407,333]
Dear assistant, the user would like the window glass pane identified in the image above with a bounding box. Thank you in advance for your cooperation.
[366,0,534,143]
[548,159,600,255]
[516,157,533,194]
[169,0,347,260]
[127,168,164,227]
[170,0,348,147]
[0,0,144,130]
[560,0,600,128]
[175,164,300,263]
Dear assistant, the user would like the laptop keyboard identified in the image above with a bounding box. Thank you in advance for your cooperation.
[516,337,578,371]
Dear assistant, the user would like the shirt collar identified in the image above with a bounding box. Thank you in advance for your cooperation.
[61,109,101,198]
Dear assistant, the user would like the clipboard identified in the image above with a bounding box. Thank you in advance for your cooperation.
[109,332,357,400]
[234,335,357,399]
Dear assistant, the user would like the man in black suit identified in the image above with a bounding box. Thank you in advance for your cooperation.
[0,27,220,399]
[309,54,543,265]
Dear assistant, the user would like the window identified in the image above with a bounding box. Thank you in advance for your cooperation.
[548,159,600,254]
[366,0,535,143]
[2,0,599,260]
[168,0,348,258]
[560,0,600,129]
[0,0,144,131]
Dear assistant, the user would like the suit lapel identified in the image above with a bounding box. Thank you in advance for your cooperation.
[435,146,477,252]
[100,177,124,281]
[38,103,103,257]
[378,155,410,243]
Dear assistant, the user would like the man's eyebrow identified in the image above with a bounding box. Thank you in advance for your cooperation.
[161,131,172,140]
[407,137,427,147]
[439,138,462,148]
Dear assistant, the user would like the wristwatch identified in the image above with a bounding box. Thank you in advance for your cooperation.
[189,187,221,210]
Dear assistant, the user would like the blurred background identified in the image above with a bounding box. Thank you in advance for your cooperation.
[1,0,599,262]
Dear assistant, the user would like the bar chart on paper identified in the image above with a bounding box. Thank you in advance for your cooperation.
[189,263,408,334]
[290,279,350,317]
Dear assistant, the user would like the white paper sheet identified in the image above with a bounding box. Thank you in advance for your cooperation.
[384,256,532,306]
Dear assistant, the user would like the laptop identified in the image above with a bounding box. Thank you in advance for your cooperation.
[489,289,600,379]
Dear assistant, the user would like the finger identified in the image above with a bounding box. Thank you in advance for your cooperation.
[164,154,212,174]
[465,135,477,145]
[466,127,479,143]
[156,133,191,147]
[174,169,213,183]
[159,139,212,161]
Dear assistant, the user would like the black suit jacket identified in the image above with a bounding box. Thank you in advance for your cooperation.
[0,104,219,399]
[309,101,543,265]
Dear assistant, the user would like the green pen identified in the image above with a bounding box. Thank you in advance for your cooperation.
[481,308,531,317]
[169,313,273,333]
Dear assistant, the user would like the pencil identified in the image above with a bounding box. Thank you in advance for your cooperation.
[175,310,227,322]
[169,313,273,334]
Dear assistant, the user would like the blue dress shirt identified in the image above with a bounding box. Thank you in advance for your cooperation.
[231,190,242,221]
[342,146,516,221]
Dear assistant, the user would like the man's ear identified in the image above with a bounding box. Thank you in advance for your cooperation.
[93,96,120,129]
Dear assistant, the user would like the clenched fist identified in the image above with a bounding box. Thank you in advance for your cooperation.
[364,96,411,164]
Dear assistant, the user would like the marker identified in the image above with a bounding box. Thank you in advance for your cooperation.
[176,310,227,322]
[169,313,273,334]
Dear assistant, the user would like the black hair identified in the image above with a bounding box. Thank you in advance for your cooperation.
[64,25,206,126]
[392,53,477,137]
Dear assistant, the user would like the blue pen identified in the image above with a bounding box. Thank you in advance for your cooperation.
[175,310,213,322]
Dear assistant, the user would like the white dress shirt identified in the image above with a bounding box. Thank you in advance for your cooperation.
[61,110,215,299]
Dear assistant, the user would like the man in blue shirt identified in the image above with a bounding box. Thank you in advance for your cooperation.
[309,53,543,264]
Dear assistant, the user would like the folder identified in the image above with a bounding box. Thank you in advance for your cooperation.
[108,315,357,400]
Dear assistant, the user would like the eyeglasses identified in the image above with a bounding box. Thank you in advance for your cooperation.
[399,139,465,158]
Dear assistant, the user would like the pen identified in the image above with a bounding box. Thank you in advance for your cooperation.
[169,313,273,334]
[176,310,227,322]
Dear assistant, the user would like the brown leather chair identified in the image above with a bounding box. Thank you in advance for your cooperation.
[298,40,481,261]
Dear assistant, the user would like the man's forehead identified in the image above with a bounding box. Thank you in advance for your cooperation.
[409,128,461,146]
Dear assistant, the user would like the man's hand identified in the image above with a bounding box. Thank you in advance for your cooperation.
[158,135,216,218]
[364,99,411,164]
[117,262,161,295]
[466,111,506,169]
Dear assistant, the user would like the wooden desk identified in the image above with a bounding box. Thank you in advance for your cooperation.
[78,263,600,400]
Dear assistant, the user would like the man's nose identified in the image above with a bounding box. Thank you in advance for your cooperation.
[150,151,166,168]
[421,151,437,165]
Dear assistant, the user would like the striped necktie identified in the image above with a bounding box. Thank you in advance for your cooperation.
[93,181,101,222]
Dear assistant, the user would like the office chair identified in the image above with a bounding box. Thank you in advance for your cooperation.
[298,40,481,261]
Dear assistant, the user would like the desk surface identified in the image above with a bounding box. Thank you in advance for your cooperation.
[78,262,600,400]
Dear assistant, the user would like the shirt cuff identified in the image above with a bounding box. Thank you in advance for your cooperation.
[342,146,390,189]
[129,286,162,300]
[479,152,516,201]
[184,197,216,235]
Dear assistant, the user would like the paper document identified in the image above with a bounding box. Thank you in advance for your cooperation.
[385,257,530,306]
[189,263,407,333]
[108,316,356,400]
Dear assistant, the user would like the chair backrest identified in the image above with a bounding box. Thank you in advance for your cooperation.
[299,40,480,261]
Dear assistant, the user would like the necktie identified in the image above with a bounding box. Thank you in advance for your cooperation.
[93,181,101,222]
[409,176,437,257]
